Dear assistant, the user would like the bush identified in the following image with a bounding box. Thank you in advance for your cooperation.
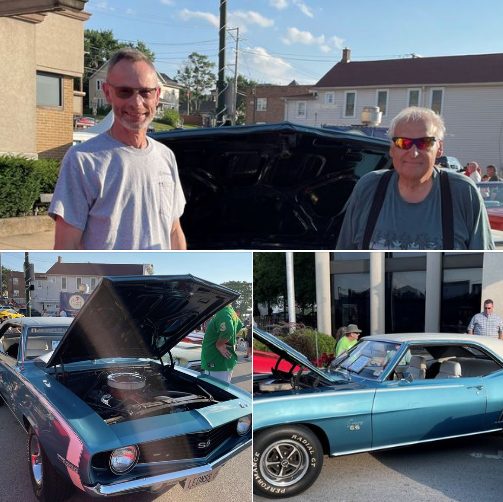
[158,109,180,128]
[0,156,60,217]
[282,328,335,362]
[32,159,60,193]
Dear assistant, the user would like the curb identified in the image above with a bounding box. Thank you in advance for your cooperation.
[0,215,54,237]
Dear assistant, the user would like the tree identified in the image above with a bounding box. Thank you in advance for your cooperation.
[220,281,252,318]
[176,52,216,114]
[253,253,316,318]
[1,266,12,298]
[83,29,155,109]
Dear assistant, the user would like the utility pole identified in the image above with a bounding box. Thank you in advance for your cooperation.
[227,26,240,124]
[24,252,34,316]
[216,0,227,126]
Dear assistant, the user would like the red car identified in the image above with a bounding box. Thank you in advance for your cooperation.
[477,182,503,231]
[253,349,300,374]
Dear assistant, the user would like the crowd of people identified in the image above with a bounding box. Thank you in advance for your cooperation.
[464,161,502,182]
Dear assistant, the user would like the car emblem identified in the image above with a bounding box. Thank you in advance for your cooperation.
[197,440,211,449]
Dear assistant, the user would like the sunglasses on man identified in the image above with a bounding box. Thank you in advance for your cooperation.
[107,83,158,100]
[392,136,437,151]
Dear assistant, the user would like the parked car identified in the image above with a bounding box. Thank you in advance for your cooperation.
[17,307,42,317]
[436,155,463,171]
[0,276,252,501]
[169,341,202,371]
[477,181,503,230]
[0,307,23,322]
[153,122,392,249]
[252,327,503,498]
[74,116,96,129]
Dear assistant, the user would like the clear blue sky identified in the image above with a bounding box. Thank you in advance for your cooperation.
[85,0,503,84]
[0,252,252,284]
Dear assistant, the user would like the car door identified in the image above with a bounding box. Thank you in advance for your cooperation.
[371,375,486,448]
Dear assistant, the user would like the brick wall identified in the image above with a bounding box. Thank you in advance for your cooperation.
[36,76,73,159]
[245,85,311,124]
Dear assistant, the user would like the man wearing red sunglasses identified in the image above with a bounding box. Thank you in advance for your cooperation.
[336,106,493,249]
[49,48,186,250]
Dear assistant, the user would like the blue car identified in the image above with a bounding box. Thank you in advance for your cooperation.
[253,328,503,498]
[0,276,252,502]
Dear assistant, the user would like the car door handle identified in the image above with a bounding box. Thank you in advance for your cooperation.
[467,385,483,391]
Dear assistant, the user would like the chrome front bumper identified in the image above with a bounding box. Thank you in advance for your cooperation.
[83,438,251,497]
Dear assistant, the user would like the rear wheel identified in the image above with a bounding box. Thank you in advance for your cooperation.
[27,428,73,502]
[253,425,323,498]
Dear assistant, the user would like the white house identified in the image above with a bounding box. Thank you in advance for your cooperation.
[286,49,503,171]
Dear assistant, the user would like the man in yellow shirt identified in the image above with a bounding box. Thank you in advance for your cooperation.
[335,324,362,356]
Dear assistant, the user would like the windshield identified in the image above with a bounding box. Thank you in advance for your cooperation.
[478,183,503,207]
[329,340,401,380]
[25,326,68,360]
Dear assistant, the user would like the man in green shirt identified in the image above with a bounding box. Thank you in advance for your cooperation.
[201,305,243,383]
[335,324,362,356]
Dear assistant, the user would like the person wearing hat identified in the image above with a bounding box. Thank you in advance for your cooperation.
[335,323,362,356]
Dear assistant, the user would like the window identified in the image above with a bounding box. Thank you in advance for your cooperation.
[324,92,335,105]
[256,98,267,111]
[91,277,96,290]
[12,278,18,285]
[61,277,67,290]
[344,91,356,117]
[96,80,103,91]
[76,278,82,290]
[296,101,307,118]
[408,89,421,107]
[376,90,388,116]
[13,290,19,297]
[431,89,443,114]
[36,72,62,107]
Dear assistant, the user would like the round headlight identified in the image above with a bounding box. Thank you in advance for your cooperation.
[236,415,252,436]
[109,445,138,474]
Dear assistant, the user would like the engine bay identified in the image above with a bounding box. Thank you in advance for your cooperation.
[55,364,231,424]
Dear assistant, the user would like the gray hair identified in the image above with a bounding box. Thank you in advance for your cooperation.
[106,47,156,78]
[388,106,446,140]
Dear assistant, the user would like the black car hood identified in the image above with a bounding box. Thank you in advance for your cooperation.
[46,275,238,367]
[253,326,335,384]
[153,122,391,249]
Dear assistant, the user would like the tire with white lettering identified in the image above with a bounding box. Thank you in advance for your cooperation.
[27,428,73,502]
[253,425,323,498]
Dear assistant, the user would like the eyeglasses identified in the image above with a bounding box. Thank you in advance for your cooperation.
[106,83,158,100]
[392,137,437,151]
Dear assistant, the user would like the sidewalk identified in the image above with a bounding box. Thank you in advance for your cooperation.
[0,216,54,249]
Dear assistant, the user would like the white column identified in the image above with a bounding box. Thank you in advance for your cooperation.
[315,252,331,336]
[425,253,442,332]
[285,252,296,327]
[370,252,385,335]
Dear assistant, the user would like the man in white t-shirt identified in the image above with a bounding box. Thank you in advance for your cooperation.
[49,48,186,250]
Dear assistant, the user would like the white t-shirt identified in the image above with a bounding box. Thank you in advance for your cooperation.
[49,132,186,249]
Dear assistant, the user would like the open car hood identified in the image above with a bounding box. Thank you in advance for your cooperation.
[46,275,238,367]
[253,326,334,384]
[153,122,391,249]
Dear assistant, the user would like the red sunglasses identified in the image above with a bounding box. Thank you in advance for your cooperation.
[392,137,437,151]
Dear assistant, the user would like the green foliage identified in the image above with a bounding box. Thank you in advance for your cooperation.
[0,156,60,217]
[0,156,40,217]
[31,159,60,193]
[1,266,12,297]
[176,52,216,114]
[282,328,335,361]
[220,281,252,318]
[158,109,181,127]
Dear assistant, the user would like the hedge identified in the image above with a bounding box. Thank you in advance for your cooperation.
[0,156,60,217]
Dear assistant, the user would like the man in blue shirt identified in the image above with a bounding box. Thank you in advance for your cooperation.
[467,299,503,338]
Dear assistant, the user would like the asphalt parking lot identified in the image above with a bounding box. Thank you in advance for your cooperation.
[0,357,252,502]
[253,432,503,502]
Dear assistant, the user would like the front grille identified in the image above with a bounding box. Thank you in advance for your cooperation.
[138,420,237,463]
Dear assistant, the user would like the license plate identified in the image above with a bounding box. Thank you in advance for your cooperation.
[183,468,220,490]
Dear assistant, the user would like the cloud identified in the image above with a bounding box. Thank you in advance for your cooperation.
[160,0,174,4]
[292,0,314,18]
[229,11,274,33]
[92,1,115,12]
[241,46,296,84]
[179,8,219,28]
[269,0,288,9]
[125,8,134,15]
[282,27,345,53]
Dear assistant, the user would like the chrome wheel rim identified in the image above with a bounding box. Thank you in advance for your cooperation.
[30,435,43,487]
[260,439,309,487]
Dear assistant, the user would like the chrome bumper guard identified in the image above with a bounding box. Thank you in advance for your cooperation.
[83,438,251,497]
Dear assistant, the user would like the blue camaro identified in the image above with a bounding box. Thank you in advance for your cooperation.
[0,276,252,502]
[253,328,503,498]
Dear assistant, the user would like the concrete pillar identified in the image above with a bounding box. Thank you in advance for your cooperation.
[315,252,331,336]
[370,253,385,335]
[425,253,442,332]
[481,253,503,311]
[285,252,296,327]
